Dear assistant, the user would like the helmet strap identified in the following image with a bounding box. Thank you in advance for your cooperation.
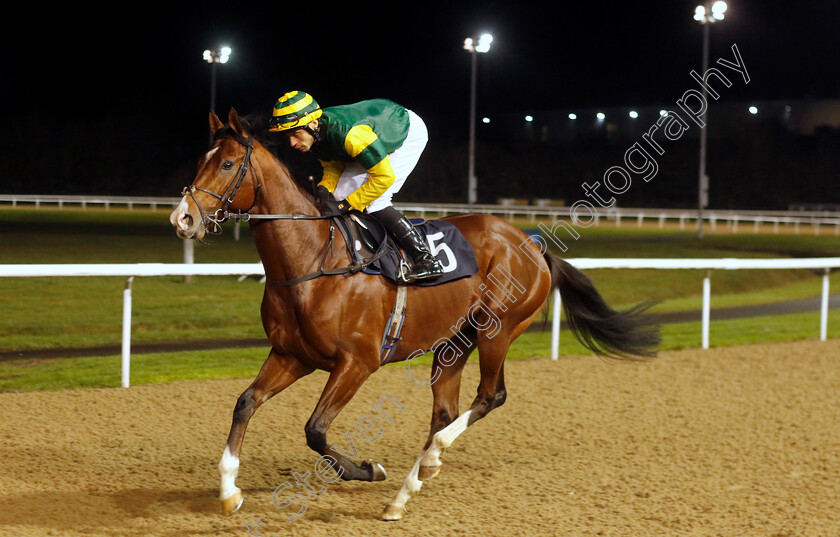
[302,120,321,142]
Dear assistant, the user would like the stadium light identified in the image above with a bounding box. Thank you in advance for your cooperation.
[203,46,231,64]
[694,1,728,22]
[464,34,494,54]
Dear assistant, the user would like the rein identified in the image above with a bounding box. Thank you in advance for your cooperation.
[184,128,388,286]
[265,222,389,287]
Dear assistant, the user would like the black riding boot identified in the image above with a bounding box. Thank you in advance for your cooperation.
[369,206,444,282]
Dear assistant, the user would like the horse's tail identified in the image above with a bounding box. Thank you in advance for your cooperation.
[544,252,661,359]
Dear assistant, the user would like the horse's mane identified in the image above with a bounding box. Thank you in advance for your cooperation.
[233,113,322,191]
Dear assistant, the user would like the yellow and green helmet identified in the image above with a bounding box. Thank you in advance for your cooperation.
[269,91,322,132]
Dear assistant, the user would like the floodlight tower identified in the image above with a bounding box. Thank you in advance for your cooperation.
[693,2,727,238]
[463,33,493,205]
[203,46,232,116]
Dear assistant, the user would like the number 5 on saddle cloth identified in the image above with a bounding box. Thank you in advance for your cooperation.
[334,213,479,287]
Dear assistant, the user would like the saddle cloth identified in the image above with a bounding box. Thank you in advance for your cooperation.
[336,214,479,286]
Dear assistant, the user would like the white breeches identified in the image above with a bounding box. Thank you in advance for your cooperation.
[332,109,428,213]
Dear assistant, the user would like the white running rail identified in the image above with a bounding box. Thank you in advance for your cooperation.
[2,195,839,234]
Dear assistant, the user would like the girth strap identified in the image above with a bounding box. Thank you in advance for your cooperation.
[380,285,408,365]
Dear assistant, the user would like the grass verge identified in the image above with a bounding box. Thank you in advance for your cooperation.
[1,309,837,393]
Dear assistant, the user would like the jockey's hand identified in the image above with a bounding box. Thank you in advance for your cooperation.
[320,197,352,215]
[314,185,332,203]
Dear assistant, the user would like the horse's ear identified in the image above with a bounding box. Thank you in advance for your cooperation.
[209,112,224,135]
[228,108,246,137]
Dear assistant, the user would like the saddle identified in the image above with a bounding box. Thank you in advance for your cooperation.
[333,212,479,287]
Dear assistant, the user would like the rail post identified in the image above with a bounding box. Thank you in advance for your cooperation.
[183,239,194,283]
[821,268,830,341]
[551,288,562,360]
[121,276,134,388]
[702,271,711,349]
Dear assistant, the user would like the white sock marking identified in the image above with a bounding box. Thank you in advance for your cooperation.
[219,446,240,499]
[388,410,474,512]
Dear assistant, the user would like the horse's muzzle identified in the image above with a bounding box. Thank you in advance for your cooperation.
[170,198,204,240]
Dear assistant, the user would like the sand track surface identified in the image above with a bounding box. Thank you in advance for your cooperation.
[2,339,839,537]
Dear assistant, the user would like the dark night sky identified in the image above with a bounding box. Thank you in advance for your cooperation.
[1,1,838,195]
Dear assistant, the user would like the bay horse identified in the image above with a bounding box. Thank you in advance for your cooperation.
[170,109,660,521]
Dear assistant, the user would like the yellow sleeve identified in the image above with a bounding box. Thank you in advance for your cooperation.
[341,125,396,211]
[318,160,345,192]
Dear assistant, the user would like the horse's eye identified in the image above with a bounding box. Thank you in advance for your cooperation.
[222,161,234,170]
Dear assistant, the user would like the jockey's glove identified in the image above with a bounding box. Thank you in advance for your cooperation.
[319,196,352,216]
[314,185,333,201]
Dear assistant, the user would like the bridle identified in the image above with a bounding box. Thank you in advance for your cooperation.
[182,127,389,285]
[182,129,261,236]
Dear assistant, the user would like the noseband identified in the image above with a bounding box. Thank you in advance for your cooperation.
[182,130,260,236]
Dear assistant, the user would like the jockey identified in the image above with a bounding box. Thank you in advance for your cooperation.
[268,91,444,282]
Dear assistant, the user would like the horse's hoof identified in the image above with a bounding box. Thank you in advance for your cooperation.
[221,489,243,515]
[363,459,387,481]
[418,464,441,481]
[381,504,404,521]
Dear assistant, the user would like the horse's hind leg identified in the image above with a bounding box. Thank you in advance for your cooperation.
[383,334,511,521]
[419,337,475,479]
[381,338,476,521]
[219,350,313,515]
[419,335,509,471]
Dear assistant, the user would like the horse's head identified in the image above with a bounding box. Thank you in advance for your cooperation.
[170,109,262,240]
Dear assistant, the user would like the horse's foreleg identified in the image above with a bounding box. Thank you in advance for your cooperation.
[220,350,313,515]
[304,359,383,482]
